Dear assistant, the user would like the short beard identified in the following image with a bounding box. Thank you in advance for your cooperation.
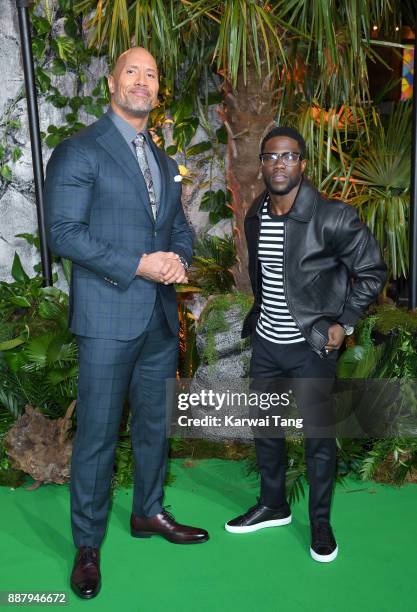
[113,92,153,118]
[265,175,301,196]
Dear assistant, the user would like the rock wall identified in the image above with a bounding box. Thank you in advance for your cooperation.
[0,0,37,282]
[0,0,230,284]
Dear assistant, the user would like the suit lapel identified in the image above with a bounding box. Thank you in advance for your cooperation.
[95,115,155,224]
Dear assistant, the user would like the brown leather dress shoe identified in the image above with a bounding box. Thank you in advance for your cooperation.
[131,509,209,544]
[70,546,101,599]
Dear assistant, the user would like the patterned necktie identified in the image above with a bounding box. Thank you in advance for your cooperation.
[133,133,157,220]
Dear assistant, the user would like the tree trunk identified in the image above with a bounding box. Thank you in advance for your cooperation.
[221,61,276,293]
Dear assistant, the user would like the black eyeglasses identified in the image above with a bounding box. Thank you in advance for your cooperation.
[259,152,303,167]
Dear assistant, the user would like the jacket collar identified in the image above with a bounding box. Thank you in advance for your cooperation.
[93,113,169,226]
[94,113,146,184]
[246,177,318,222]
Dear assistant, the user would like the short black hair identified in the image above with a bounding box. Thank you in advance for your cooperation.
[261,126,306,156]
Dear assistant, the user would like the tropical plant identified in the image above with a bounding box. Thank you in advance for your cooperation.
[337,304,417,380]
[21,0,416,491]
[30,1,109,149]
[335,305,417,482]
[73,0,405,290]
[199,189,233,225]
[0,403,25,487]
[276,0,400,105]
[112,433,135,489]
[0,251,77,485]
[191,234,236,295]
[342,102,411,280]
[0,253,77,417]
[360,438,417,484]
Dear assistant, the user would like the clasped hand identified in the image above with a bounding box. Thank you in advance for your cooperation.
[136,251,188,285]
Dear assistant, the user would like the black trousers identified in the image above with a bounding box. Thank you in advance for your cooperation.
[250,331,337,524]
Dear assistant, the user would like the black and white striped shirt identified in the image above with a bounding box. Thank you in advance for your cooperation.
[256,196,304,344]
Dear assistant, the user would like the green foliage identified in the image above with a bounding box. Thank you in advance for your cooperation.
[198,292,253,327]
[112,434,134,489]
[75,0,210,98]
[336,438,371,478]
[199,189,233,224]
[277,0,399,105]
[74,0,293,90]
[360,438,417,485]
[0,388,20,421]
[346,103,411,279]
[173,117,199,152]
[280,98,410,282]
[2,0,413,491]
[15,231,72,283]
[0,249,183,490]
[192,235,236,295]
[112,431,175,490]
[335,305,417,484]
[74,0,404,104]
[236,304,417,494]
[201,308,228,368]
[337,315,382,379]
[0,251,78,485]
[0,115,22,184]
[0,407,25,487]
[337,305,417,380]
[216,125,227,144]
[15,233,40,250]
[372,304,417,335]
[11,252,30,284]
[44,122,85,148]
[186,141,212,157]
[29,2,110,149]
[0,166,12,182]
[0,255,77,416]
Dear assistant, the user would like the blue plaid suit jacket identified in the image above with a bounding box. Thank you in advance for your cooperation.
[44,113,193,340]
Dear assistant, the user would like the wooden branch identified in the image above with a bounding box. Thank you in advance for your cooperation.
[224,121,238,158]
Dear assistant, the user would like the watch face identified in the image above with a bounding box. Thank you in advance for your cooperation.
[344,325,354,336]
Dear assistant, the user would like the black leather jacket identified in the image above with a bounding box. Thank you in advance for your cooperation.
[242,178,387,356]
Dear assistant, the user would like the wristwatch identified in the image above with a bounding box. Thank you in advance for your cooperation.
[177,254,189,271]
[342,324,354,336]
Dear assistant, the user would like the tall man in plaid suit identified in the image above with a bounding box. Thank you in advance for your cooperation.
[44,47,208,600]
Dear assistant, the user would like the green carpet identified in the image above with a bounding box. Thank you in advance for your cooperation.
[1,459,416,612]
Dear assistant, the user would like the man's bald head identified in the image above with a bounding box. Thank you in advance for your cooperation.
[110,47,158,79]
[108,47,159,121]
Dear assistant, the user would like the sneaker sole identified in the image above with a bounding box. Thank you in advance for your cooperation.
[310,545,338,563]
[224,515,292,534]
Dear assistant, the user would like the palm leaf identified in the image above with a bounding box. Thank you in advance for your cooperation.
[276,0,397,104]
[191,234,236,295]
[0,389,21,419]
[348,102,411,278]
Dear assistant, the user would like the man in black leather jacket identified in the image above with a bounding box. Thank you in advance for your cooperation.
[224,126,386,562]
